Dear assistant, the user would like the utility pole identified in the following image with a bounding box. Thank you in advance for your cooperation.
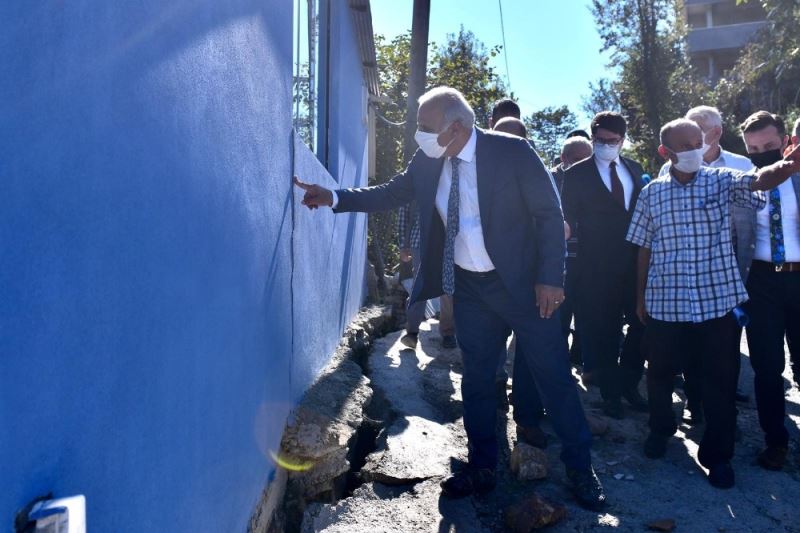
[402,0,431,164]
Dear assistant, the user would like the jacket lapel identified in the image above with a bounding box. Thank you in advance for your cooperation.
[475,128,493,230]
[621,157,644,208]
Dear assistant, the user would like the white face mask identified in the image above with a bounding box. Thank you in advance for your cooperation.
[672,147,705,173]
[593,142,621,162]
[414,123,453,159]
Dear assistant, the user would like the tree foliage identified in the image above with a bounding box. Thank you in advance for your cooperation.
[370,29,510,272]
[524,106,578,166]
[586,0,709,172]
[427,28,508,127]
[713,0,800,147]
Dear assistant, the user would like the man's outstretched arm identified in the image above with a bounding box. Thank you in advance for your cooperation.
[294,166,416,214]
[749,144,800,191]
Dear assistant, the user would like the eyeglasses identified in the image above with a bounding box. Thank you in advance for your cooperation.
[593,138,622,147]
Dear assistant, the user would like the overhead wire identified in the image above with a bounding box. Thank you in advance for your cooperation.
[498,0,511,90]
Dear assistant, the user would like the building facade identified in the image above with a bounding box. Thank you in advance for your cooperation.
[0,0,376,531]
[684,0,767,81]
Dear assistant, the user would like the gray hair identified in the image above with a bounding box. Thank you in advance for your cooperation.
[660,118,701,148]
[685,105,723,130]
[561,136,592,159]
[418,87,476,128]
[794,117,800,138]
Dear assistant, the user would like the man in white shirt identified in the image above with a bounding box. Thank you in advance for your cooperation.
[736,111,800,471]
[294,87,605,509]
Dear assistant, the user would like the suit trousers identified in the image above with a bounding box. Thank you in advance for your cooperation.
[646,314,739,467]
[579,272,644,401]
[406,251,455,336]
[453,267,592,471]
[744,262,800,448]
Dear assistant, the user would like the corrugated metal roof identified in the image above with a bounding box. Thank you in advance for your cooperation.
[349,0,380,96]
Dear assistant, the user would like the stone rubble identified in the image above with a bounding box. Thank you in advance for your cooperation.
[283,318,800,532]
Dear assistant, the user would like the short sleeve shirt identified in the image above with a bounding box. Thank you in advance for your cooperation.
[626,167,766,323]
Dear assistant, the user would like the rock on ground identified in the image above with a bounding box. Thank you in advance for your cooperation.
[303,321,800,532]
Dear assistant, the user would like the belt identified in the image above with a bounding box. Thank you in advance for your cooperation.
[752,260,800,273]
[454,265,497,278]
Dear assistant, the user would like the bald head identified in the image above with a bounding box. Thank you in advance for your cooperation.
[493,116,527,138]
[561,137,593,169]
[660,118,702,151]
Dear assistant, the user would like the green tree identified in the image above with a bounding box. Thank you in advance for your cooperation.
[524,106,578,166]
[427,27,509,128]
[587,0,709,171]
[369,29,511,274]
[713,0,800,147]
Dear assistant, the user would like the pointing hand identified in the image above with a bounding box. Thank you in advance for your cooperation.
[293,176,334,209]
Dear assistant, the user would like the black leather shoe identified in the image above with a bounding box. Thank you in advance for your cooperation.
[757,445,788,471]
[517,424,548,449]
[566,467,606,511]
[400,331,418,349]
[708,462,735,489]
[643,432,670,459]
[495,380,510,412]
[441,335,457,349]
[602,399,625,419]
[440,468,496,499]
[622,388,649,412]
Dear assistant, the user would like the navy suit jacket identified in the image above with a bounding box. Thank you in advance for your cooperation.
[334,128,565,307]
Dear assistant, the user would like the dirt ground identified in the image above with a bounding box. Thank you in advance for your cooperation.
[303,319,800,532]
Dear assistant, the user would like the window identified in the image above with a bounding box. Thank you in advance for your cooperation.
[293,0,321,153]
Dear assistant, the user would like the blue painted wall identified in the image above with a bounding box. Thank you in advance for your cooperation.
[0,1,367,531]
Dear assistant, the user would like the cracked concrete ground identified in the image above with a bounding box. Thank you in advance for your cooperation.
[303,319,800,532]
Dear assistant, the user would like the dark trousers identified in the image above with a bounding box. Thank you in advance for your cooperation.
[453,267,592,470]
[646,314,739,467]
[744,262,800,448]
[560,258,583,363]
[579,273,645,401]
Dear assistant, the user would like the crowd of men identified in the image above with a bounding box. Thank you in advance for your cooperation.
[294,86,800,511]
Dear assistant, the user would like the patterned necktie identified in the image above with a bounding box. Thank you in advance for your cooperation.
[769,187,785,266]
[442,158,461,295]
[609,161,626,209]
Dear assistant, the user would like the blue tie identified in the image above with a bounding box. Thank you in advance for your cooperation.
[769,187,785,266]
[442,158,461,295]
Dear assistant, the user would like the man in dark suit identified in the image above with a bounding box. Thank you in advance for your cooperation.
[294,87,605,510]
[552,137,594,373]
[561,112,647,419]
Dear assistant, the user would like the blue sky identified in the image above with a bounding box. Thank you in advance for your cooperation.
[370,0,611,128]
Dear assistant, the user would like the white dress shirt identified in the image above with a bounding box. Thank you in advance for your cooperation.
[435,128,495,272]
[594,156,634,210]
[331,128,495,272]
[754,178,800,262]
[657,147,755,177]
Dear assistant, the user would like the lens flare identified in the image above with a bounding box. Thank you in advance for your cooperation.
[269,450,315,472]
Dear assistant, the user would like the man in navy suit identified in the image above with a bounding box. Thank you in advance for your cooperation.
[294,87,605,510]
[561,112,648,419]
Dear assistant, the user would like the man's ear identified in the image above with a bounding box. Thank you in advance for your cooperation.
[792,135,799,147]
[657,145,670,161]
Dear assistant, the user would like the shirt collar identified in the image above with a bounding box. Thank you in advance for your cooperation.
[450,127,477,163]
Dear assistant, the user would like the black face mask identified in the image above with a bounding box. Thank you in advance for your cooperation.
[749,148,783,168]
